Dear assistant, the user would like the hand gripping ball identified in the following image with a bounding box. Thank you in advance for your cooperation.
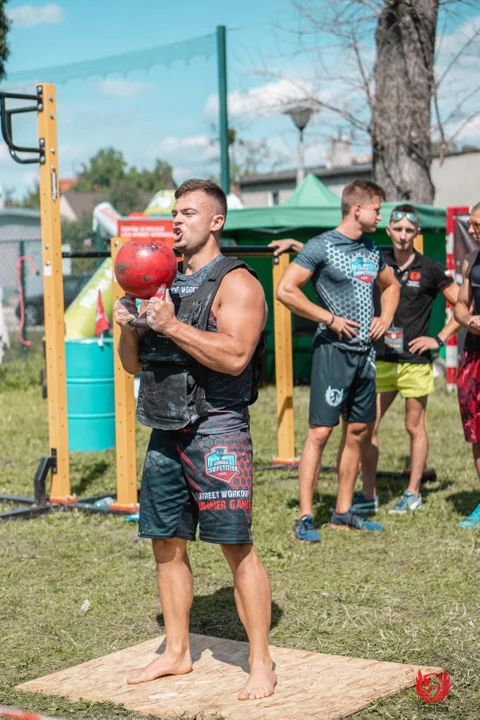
[114,240,177,299]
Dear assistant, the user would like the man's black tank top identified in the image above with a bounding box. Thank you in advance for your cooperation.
[170,256,252,432]
[465,251,480,353]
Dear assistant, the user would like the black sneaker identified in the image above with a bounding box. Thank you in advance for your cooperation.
[329,507,384,532]
[292,514,321,542]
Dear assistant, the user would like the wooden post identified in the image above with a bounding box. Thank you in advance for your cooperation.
[272,254,297,464]
[37,83,72,502]
[110,237,138,510]
[413,234,424,254]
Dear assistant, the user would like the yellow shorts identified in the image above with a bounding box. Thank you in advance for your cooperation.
[376,361,435,398]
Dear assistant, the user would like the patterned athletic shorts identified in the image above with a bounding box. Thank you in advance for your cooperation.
[138,422,253,544]
[457,351,480,443]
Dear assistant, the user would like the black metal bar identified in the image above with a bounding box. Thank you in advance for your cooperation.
[0,505,52,520]
[62,246,280,260]
[80,492,117,503]
[62,251,110,258]
[63,245,392,261]
[0,494,36,504]
[33,455,52,505]
[0,89,44,164]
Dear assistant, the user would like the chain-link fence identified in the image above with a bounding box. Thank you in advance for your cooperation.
[0,230,100,363]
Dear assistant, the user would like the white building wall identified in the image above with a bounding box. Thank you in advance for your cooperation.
[432,152,480,209]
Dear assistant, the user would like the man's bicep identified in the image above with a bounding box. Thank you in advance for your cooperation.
[457,277,471,307]
[216,273,266,345]
[376,265,396,291]
[279,261,313,289]
[441,282,459,304]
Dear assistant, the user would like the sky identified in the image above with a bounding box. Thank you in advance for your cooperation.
[0,0,479,201]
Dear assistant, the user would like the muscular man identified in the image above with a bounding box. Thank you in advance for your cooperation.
[114,179,276,699]
[275,180,399,542]
[356,205,460,514]
[454,201,480,528]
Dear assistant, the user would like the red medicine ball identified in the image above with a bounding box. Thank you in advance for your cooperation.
[114,240,177,299]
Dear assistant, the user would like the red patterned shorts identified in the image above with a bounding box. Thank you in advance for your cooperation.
[457,351,480,443]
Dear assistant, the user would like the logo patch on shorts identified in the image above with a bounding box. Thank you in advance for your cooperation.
[205,446,238,484]
[325,386,344,407]
[351,257,376,283]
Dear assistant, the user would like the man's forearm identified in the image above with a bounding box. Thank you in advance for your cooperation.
[454,301,472,327]
[165,320,252,376]
[438,313,461,342]
[379,283,400,325]
[117,327,142,375]
[276,287,332,324]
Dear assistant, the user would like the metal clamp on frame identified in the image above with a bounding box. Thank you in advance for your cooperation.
[0,86,45,164]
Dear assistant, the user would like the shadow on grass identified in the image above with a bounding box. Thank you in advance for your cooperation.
[70,459,110,496]
[446,490,480,516]
[154,586,283,673]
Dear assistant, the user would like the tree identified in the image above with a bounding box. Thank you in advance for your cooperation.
[14,180,40,209]
[372,1,439,202]
[261,0,479,202]
[108,176,143,216]
[128,159,175,192]
[73,147,127,191]
[72,148,175,194]
[0,0,10,82]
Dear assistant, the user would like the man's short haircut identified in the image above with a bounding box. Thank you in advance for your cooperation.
[390,203,419,224]
[175,178,227,219]
[341,180,386,217]
[471,202,480,214]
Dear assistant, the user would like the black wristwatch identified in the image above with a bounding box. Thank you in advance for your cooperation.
[434,335,444,348]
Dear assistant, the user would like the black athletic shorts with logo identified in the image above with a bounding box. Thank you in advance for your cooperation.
[309,341,377,427]
[139,421,253,545]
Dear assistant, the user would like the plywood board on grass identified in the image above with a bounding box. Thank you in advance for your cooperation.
[17,633,441,720]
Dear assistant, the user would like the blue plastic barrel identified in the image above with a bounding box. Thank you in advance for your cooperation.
[65,338,115,452]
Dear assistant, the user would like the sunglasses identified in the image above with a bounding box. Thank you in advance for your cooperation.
[391,211,418,223]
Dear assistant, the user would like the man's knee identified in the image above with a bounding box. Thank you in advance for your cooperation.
[346,422,369,443]
[221,543,256,572]
[152,537,188,564]
[405,415,425,436]
[308,425,334,448]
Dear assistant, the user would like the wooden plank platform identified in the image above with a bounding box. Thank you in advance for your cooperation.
[17,633,441,720]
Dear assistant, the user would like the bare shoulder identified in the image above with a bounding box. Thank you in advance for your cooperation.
[219,267,265,299]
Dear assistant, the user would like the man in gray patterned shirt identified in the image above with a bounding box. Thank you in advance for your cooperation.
[276,180,399,541]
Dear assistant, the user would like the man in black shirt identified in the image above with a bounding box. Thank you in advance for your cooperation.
[454,201,480,528]
[355,204,460,514]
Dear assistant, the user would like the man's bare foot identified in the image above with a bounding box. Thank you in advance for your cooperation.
[238,662,277,700]
[127,652,192,685]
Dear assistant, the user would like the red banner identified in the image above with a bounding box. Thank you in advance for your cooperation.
[117,217,174,247]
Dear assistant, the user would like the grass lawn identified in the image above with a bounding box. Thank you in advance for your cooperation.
[1,352,479,719]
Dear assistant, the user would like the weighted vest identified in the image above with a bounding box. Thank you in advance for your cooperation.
[136,256,263,431]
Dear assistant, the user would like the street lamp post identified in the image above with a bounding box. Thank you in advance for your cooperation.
[284,105,317,186]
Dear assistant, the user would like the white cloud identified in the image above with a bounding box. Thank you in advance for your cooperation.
[97,78,154,99]
[448,115,480,143]
[436,16,480,56]
[0,144,10,163]
[7,4,64,28]
[154,134,215,158]
[204,78,316,122]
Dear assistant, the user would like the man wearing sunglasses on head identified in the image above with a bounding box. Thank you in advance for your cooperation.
[453,202,480,528]
[355,204,460,515]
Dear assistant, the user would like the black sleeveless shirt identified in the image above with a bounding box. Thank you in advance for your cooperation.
[465,251,480,353]
[139,256,252,433]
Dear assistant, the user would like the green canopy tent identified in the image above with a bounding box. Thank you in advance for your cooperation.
[282,173,341,208]
[222,175,447,381]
